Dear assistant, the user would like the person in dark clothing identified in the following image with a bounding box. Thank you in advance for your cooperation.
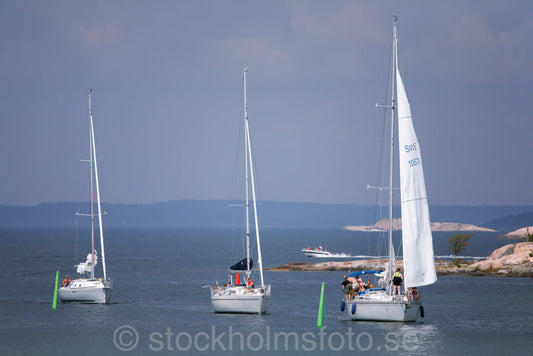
[341,277,353,301]
[392,268,403,297]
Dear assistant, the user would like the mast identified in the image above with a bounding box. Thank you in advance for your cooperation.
[388,17,398,285]
[89,89,107,281]
[244,67,265,288]
[89,90,95,281]
[244,67,251,277]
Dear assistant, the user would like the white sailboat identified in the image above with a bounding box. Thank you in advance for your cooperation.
[342,18,437,322]
[59,89,112,304]
[209,67,271,314]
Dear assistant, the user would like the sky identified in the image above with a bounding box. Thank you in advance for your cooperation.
[1,0,532,206]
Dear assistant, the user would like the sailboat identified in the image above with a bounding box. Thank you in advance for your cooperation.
[208,67,271,314]
[342,18,437,321]
[58,89,112,304]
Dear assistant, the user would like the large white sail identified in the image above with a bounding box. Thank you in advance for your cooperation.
[396,65,437,288]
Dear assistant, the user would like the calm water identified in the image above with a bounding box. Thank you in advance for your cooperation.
[1,227,532,355]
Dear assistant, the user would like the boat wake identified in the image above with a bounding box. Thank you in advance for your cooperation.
[309,253,487,260]
[318,254,487,260]
[314,254,386,259]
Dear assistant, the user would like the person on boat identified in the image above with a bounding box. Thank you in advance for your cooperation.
[343,275,356,298]
[392,268,403,297]
[365,279,374,289]
[355,275,365,294]
[247,277,255,291]
[61,275,71,287]
[318,245,323,251]
[345,275,357,297]
[341,277,353,301]
[408,287,420,301]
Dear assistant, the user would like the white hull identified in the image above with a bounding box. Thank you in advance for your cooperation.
[59,278,111,304]
[345,301,420,321]
[344,291,420,322]
[301,249,331,257]
[211,285,271,314]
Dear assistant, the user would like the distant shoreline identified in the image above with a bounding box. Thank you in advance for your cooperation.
[1,201,531,229]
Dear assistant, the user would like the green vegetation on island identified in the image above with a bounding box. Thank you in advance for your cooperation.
[447,233,472,263]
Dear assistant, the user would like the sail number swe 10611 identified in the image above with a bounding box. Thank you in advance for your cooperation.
[404,143,417,153]
[407,157,420,167]
[404,143,419,167]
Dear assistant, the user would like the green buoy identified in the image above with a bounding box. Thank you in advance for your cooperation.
[317,282,325,328]
[52,271,59,310]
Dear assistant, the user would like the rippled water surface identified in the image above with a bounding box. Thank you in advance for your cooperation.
[1,228,531,355]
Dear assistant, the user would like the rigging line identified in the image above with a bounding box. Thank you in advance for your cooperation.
[73,213,80,266]
[362,191,375,257]
[245,122,261,279]
[228,109,245,267]
[242,120,265,265]
[372,34,395,259]
[74,148,88,266]
[246,122,264,206]
[396,235,403,261]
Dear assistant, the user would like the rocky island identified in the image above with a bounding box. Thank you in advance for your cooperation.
[343,218,496,232]
[457,242,533,277]
[498,226,533,239]
[267,242,533,278]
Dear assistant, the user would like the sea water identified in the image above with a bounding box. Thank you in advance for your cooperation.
[1,227,532,355]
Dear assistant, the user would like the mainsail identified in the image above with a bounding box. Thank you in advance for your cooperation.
[396,63,437,288]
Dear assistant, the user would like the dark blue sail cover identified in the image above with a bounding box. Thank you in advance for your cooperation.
[230,258,253,271]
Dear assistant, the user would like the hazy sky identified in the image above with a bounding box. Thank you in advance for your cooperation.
[1,0,532,206]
